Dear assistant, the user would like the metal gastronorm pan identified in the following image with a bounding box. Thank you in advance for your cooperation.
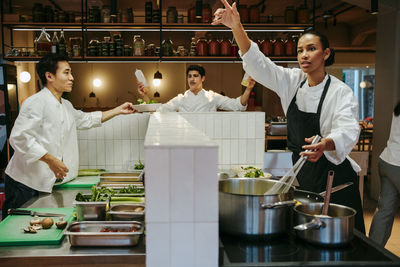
[99,171,143,182]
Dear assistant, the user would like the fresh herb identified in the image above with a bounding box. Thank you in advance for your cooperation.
[137,98,145,104]
[134,160,144,170]
[242,166,265,178]
[75,185,144,202]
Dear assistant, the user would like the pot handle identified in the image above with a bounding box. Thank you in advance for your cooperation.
[260,200,296,209]
[293,218,326,231]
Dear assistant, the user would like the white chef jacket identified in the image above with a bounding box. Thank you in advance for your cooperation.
[380,114,400,166]
[240,41,361,171]
[157,89,247,112]
[5,88,102,193]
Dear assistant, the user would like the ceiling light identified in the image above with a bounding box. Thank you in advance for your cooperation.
[93,78,102,87]
[20,71,31,83]
[153,70,162,86]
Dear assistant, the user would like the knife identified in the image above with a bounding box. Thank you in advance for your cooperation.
[8,209,65,217]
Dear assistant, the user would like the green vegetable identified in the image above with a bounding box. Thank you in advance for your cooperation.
[134,160,144,170]
[147,99,158,104]
[242,166,265,178]
[75,185,144,202]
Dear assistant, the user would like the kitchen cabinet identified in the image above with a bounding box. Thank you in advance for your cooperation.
[1,0,313,63]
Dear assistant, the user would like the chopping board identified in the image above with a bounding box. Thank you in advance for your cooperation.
[54,176,100,188]
[0,207,74,246]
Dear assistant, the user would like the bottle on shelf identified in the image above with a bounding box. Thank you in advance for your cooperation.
[208,37,220,56]
[220,37,232,56]
[101,5,111,23]
[36,28,52,56]
[196,37,208,56]
[188,6,196,23]
[58,29,67,56]
[195,0,203,23]
[202,4,212,23]
[167,6,178,23]
[297,5,309,24]
[51,31,59,54]
[133,35,145,56]
[189,37,197,56]
[145,1,153,23]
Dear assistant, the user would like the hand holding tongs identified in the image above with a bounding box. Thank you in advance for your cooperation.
[265,135,322,195]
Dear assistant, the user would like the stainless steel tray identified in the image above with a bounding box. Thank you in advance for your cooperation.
[96,181,144,189]
[99,171,143,182]
[108,204,145,221]
[73,195,107,221]
[65,221,143,246]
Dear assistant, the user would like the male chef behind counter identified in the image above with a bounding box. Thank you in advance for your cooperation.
[137,64,255,112]
[2,53,136,219]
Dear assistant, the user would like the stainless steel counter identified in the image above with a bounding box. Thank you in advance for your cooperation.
[0,188,145,267]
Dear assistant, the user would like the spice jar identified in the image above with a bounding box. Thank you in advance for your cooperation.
[133,35,145,56]
[196,37,208,56]
[273,38,285,56]
[260,38,273,56]
[297,5,309,24]
[238,5,249,23]
[220,38,232,56]
[202,4,212,23]
[178,14,184,23]
[285,37,296,56]
[167,6,178,23]
[101,5,111,23]
[208,38,220,56]
[177,45,185,56]
[285,6,296,24]
[188,7,196,23]
[249,6,260,23]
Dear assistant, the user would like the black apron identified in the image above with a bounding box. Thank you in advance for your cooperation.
[286,76,365,234]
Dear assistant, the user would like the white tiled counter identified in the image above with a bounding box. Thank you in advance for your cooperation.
[144,113,219,267]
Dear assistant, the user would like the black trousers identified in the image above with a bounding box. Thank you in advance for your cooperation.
[2,175,38,220]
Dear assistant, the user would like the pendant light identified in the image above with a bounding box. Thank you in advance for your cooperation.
[89,63,96,98]
[153,65,162,97]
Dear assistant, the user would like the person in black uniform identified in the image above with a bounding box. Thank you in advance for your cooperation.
[213,0,365,233]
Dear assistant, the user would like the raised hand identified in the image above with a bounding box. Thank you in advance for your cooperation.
[212,0,241,29]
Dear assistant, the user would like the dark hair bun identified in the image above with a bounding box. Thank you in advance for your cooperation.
[325,47,335,66]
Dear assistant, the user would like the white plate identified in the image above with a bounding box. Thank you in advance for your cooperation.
[133,103,162,112]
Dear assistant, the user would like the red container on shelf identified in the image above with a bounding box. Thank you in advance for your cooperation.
[273,38,285,56]
[220,38,232,56]
[208,38,220,56]
[202,4,212,23]
[188,7,196,23]
[231,43,239,56]
[196,37,208,56]
[238,5,249,23]
[249,6,260,23]
[285,37,296,56]
[260,39,273,56]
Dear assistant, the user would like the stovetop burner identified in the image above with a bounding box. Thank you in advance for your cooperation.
[220,231,400,266]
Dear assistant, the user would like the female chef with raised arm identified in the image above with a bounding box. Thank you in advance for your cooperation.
[212,0,365,233]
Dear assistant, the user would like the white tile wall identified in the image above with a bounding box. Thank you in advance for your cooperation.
[180,112,265,171]
[145,113,218,267]
[77,113,150,171]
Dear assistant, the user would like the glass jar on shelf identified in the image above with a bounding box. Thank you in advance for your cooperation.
[196,37,208,56]
[101,5,111,23]
[188,6,196,23]
[285,36,296,56]
[123,45,132,56]
[72,45,81,57]
[249,6,260,23]
[146,44,156,56]
[297,5,309,24]
[273,38,285,56]
[220,38,232,56]
[260,38,273,56]
[238,5,249,23]
[167,6,178,23]
[133,35,145,56]
[208,38,220,56]
[88,39,99,56]
[36,28,52,56]
[178,14,184,23]
[285,6,296,24]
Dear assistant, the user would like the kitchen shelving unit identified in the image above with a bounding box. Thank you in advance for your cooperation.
[1,0,314,63]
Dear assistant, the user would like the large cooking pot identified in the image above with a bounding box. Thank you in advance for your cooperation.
[219,178,295,238]
[293,202,356,246]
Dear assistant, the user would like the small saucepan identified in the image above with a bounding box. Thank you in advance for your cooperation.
[293,182,353,204]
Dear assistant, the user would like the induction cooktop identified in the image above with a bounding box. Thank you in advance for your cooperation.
[219,231,400,266]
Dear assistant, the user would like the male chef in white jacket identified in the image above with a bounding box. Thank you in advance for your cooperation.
[2,53,136,219]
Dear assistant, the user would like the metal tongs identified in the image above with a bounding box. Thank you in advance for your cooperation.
[265,135,322,195]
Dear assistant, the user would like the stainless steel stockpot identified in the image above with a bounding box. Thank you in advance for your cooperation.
[219,178,295,237]
[293,202,356,246]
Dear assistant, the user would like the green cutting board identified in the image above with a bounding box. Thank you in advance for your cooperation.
[54,176,100,188]
[0,208,74,246]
